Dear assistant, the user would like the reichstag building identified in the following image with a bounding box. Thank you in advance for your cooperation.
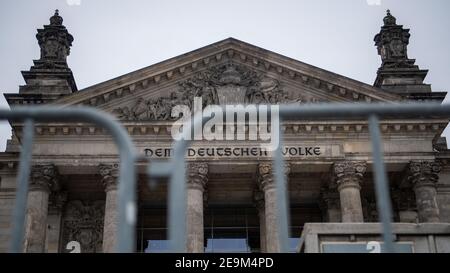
[0,10,449,253]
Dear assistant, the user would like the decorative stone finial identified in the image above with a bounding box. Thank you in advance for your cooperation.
[383,9,397,26]
[36,10,73,63]
[13,9,77,100]
[50,9,63,26]
[375,10,410,64]
[373,10,430,90]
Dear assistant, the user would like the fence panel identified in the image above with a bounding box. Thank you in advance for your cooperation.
[2,102,448,253]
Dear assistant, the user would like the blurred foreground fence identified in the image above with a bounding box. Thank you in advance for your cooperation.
[1,102,449,253]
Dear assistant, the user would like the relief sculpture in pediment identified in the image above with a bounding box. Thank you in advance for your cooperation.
[113,63,306,121]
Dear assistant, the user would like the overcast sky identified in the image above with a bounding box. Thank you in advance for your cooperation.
[1,0,449,151]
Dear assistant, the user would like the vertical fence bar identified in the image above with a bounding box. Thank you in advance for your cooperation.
[368,114,395,253]
[9,119,35,253]
[5,104,447,253]
[272,112,291,253]
[167,112,207,252]
[166,112,214,252]
[0,107,137,253]
[117,152,138,253]
[168,140,187,252]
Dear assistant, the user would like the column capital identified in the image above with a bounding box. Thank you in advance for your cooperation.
[257,162,290,191]
[332,161,367,191]
[99,163,119,192]
[187,162,208,191]
[30,164,59,192]
[407,161,441,188]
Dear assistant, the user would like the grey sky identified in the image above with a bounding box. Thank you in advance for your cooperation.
[1,0,449,151]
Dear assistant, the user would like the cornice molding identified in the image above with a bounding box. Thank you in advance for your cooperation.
[11,119,446,137]
[33,39,402,109]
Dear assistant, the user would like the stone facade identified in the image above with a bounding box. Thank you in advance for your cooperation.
[0,10,449,253]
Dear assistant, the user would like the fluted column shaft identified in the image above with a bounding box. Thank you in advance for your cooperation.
[99,164,119,253]
[407,161,441,223]
[24,164,59,253]
[186,162,208,253]
[257,162,290,253]
[333,161,367,223]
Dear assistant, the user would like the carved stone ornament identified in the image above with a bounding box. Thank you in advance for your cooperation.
[332,161,367,190]
[187,162,208,191]
[30,164,59,192]
[99,164,119,192]
[374,10,417,69]
[113,63,305,121]
[257,163,273,191]
[407,161,441,188]
[34,10,74,70]
[257,162,290,191]
[61,200,105,253]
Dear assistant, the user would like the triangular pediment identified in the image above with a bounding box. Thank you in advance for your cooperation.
[52,38,402,120]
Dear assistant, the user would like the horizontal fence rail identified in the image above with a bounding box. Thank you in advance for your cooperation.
[0,107,136,253]
[149,102,450,253]
[2,102,449,253]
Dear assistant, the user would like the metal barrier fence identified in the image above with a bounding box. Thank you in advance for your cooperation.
[0,108,136,253]
[2,102,449,253]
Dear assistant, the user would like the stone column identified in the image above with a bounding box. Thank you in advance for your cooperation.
[332,161,367,223]
[47,191,67,252]
[319,188,341,222]
[99,164,119,253]
[257,162,290,253]
[253,190,266,252]
[24,164,59,253]
[407,161,441,223]
[186,162,208,253]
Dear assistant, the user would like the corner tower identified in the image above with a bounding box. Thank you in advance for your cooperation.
[5,10,77,106]
[373,10,445,101]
